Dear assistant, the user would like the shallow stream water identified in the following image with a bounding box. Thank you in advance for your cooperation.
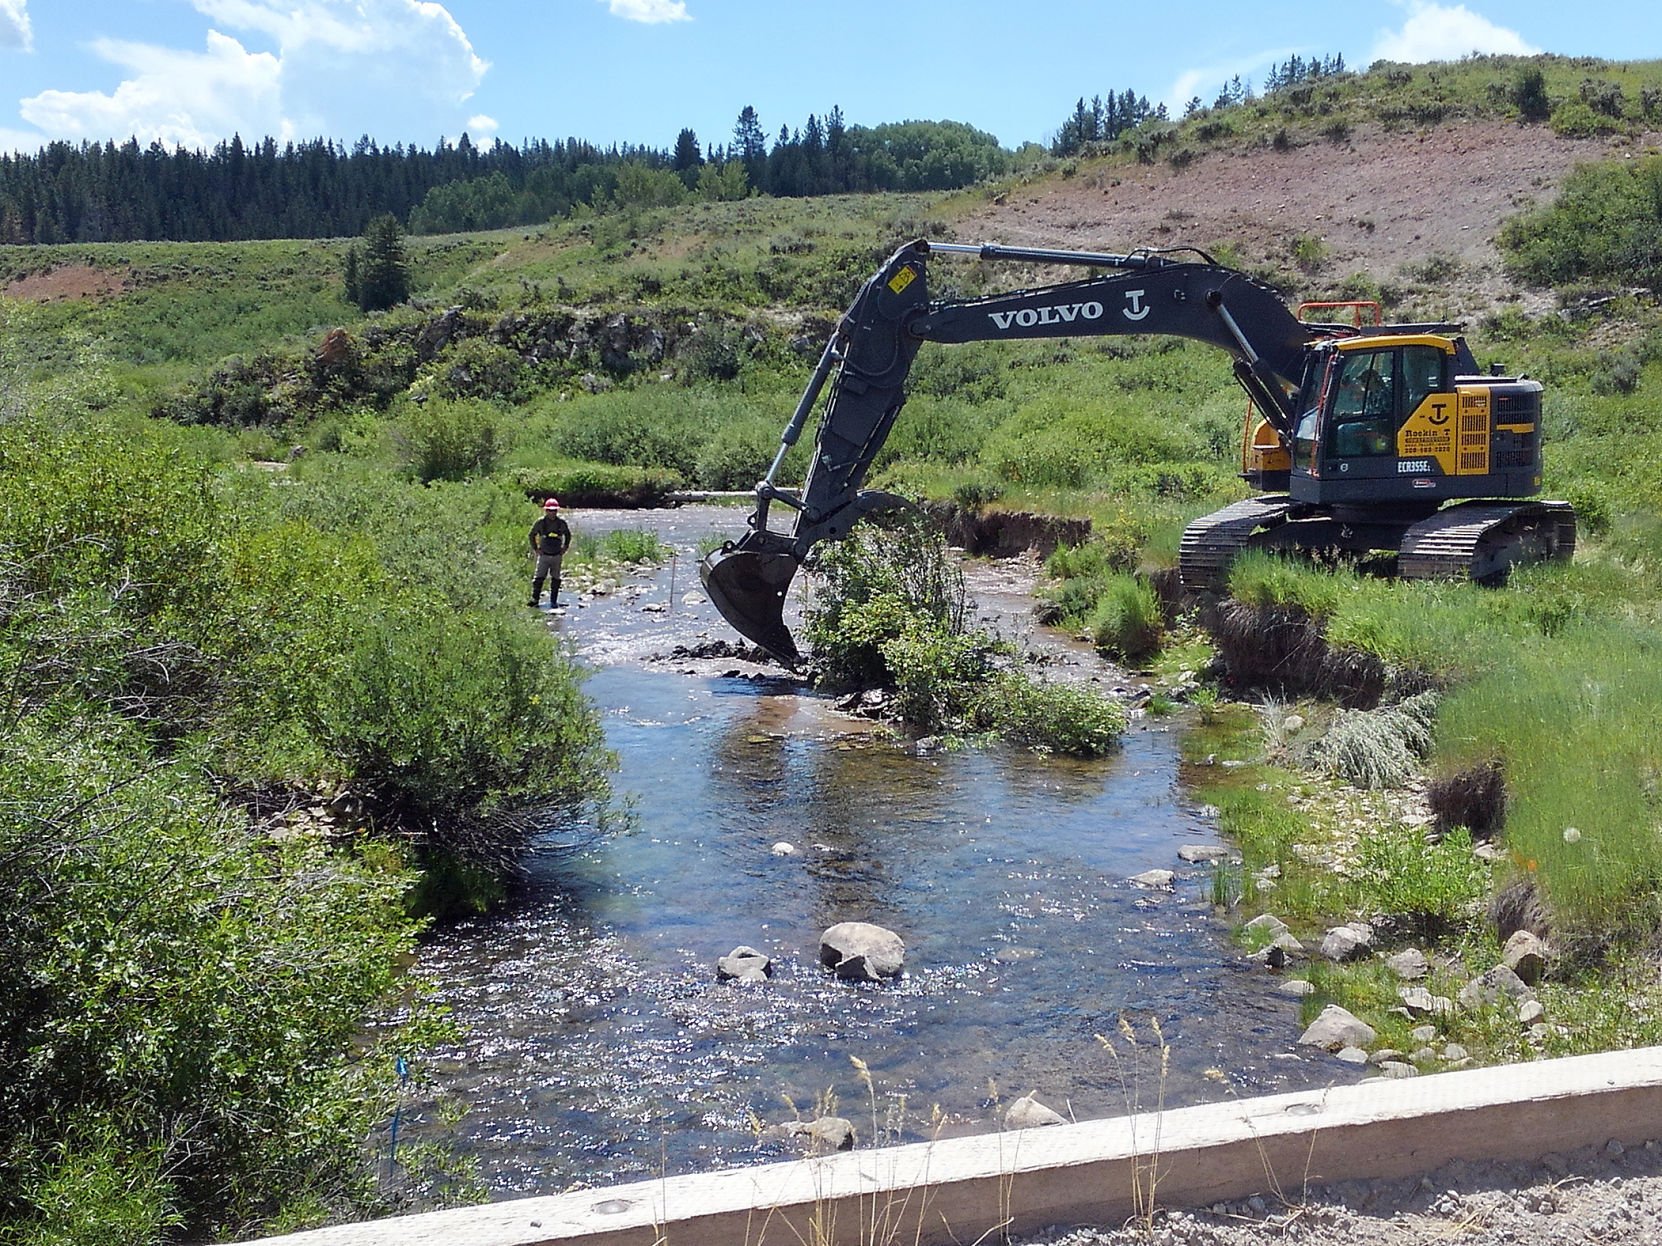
[414,507,1354,1197]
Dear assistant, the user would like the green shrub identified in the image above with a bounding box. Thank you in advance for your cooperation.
[950,477,1004,511]
[1497,157,1662,287]
[805,518,1123,754]
[1290,234,1328,272]
[0,717,419,1238]
[880,615,1000,733]
[1560,478,1613,536]
[1512,65,1551,121]
[571,527,670,566]
[1590,348,1642,395]
[805,517,969,686]
[394,397,505,481]
[974,672,1126,756]
[327,606,604,839]
[1579,77,1626,118]
[1088,574,1164,662]
[693,420,781,489]
[678,323,751,381]
[508,461,682,506]
[877,395,1001,468]
[1346,825,1487,934]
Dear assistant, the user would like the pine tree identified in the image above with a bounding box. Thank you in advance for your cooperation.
[355,213,409,311]
[343,244,361,306]
[733,106,768,194]
[672,127,703,187]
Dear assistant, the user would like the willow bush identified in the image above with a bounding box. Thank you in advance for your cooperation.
[805,516,1124,755]
[0,414,612,1237]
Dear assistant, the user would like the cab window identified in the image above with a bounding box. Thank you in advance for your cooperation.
[1329,350,1394,457]
[1292,353,1333,466]
[1401,344,1446,413]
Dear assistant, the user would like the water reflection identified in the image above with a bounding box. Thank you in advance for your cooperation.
[413,508,1353,1197]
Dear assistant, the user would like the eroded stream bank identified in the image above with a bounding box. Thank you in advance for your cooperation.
[413,507,1361,1197]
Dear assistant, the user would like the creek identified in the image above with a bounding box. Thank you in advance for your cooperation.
[414,506,1352,1198]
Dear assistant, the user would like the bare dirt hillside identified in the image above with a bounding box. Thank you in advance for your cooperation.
[961,121,1651,318]
[3,262,128,302]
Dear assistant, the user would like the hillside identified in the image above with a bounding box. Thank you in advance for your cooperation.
[963,119,1637,317]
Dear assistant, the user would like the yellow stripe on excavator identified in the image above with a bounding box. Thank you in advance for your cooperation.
[1332,334,1459,353]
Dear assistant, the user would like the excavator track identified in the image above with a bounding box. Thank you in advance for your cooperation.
[1397,500,1577,583]
[1179,495,1297,592]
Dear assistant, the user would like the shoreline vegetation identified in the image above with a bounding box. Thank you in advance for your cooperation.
[5,49,1662,1242]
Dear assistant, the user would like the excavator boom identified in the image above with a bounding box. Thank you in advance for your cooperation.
[701,239,1318,662]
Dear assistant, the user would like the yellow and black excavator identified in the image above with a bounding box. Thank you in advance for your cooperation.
[700,239,1575,663]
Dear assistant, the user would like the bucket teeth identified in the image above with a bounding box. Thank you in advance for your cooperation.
[699,547,801,664]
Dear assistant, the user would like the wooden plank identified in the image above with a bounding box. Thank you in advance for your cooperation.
[257,1046,1662,1246]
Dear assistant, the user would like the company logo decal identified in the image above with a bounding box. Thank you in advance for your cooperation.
[987,301,1105,329]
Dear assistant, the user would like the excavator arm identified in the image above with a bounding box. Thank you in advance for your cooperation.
[700,239,1321,663]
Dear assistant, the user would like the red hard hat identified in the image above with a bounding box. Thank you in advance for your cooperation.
[543,497,560,510]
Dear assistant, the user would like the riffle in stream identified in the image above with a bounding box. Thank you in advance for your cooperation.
[413,506,1357,1197]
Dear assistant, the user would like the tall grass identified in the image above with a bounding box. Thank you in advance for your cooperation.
[1225,541,1662,951]
[1436,618,1662,951]
[1087,575,1164,662]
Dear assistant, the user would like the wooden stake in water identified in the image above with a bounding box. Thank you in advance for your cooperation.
[668,551,677,614]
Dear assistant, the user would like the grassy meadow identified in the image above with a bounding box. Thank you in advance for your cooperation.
[5,50,1662,1241]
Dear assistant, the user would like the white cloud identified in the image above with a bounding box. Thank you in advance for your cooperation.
[0,125,46,154]
[0,0,31,51]
[605,0,691,24]
[466,114,499,137]
[20,31,282,149]
[11,0,489,150]
[1370,2,1539,64]
[1166,45,1300,111]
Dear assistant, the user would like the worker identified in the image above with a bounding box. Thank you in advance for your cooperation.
[1338,366,1383,416]
[528,497,573,608]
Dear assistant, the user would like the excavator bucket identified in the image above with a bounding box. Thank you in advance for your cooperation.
[699,545,802,665]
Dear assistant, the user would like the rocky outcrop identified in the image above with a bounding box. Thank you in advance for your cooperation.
[819,921,906,981]
[1320,923,1374,963]
[1398,986,1455,1018]
[1502,929,1550,985]
[769,1117,855,1152]
[1458,964,1536,1011]
[1178,844,1233,864]
[1385,948,1430,980]
[1129,868,1175,890]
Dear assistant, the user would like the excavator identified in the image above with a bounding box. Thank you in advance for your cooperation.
[699,239,1575,663]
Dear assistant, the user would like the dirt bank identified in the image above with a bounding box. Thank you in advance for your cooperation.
[962,120,1654,319]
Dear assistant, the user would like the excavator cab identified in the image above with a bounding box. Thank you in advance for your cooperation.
[1289,335,1545,512]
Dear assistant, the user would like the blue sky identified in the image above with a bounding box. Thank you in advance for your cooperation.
[0,1,1658,157]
